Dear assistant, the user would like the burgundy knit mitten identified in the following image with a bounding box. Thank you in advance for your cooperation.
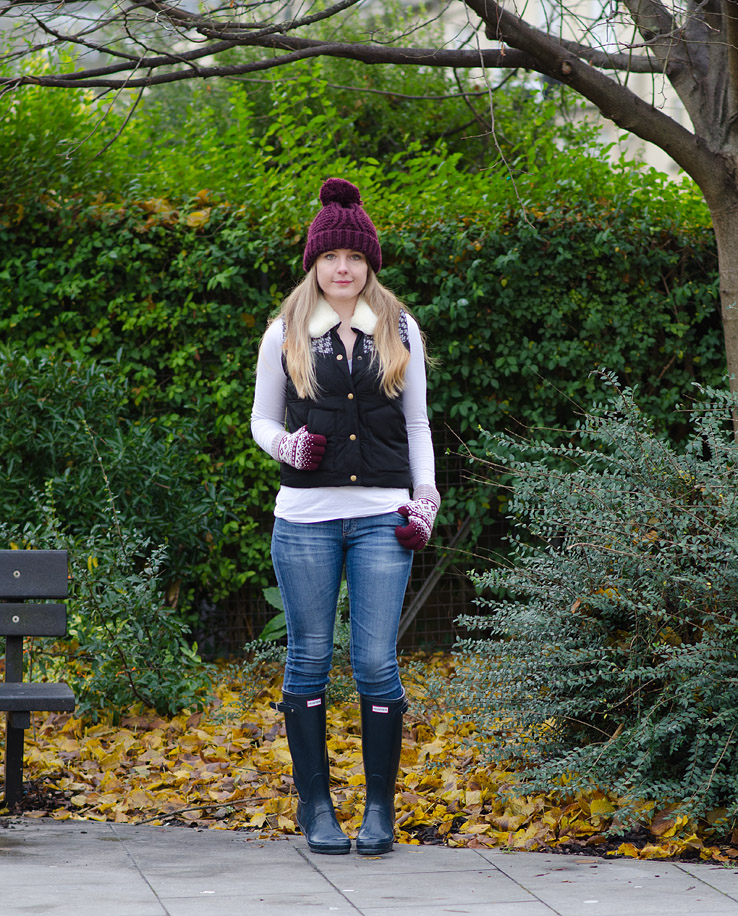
[394,486,441,551]
[272,426,327,471]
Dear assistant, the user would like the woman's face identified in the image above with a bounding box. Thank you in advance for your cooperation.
[315,249,368,308]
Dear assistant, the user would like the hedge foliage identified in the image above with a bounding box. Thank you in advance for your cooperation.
[0,54,722,648]
[0,165,720,639]
[0,351,219,580]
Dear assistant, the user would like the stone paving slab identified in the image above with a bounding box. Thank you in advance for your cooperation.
[679,861,738,900]
[2,819,738,916]
[476,850,738,916]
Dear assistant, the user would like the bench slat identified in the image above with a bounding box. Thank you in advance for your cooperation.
[0,550,68,599]
[0,682,75,712]
[0,603,67,637]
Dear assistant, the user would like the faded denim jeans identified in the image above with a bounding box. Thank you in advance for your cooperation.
[271,512,413,700]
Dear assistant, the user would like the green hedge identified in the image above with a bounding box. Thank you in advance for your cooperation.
[0,163,721,648]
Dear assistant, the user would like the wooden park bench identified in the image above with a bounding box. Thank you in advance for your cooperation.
[0,550,75,808]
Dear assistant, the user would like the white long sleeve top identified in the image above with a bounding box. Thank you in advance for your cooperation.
[251,300,436,523]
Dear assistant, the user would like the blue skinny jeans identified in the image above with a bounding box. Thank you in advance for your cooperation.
[271,512,413,700]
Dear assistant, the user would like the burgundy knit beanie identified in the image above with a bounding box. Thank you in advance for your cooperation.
[303,178,382,274]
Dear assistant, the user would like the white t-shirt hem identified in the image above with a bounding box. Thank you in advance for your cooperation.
[274,486,410,523]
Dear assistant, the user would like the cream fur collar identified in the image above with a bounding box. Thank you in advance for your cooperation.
[308,297,378,338]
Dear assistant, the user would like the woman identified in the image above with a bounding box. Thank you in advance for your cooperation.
[251,178,439,855]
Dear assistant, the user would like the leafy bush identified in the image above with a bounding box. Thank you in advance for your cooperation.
[65,529,213,721]
[2,505,213,722]
[0,352,217,718]
[0,46,138,207]
[454,373,738,820]
[0,349,221,588]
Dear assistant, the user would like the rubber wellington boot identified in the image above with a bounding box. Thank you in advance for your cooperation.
[271,691,350,855]
[356,693,408,856]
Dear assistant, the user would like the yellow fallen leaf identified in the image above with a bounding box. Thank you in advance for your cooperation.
[180,810,202,822]
[639,843,674,859]
[465,789,483,806]
[614,843,640,857]
[590,797,615,817]
[50,809,72,820]
[127,789,154,808]
[650,811,688,838]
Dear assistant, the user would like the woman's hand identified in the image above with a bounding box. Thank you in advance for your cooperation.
[273,426,327,470]
[395,486,440,551]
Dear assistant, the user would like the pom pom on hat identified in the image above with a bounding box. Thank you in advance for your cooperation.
[303,178,381,273]
[319,178,362,207]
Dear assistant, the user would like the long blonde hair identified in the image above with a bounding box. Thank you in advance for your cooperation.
[275,266,417,400]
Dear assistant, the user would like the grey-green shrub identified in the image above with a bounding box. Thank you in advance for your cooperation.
[455,373,738,821]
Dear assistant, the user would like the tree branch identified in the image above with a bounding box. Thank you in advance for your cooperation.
[0,31,663,91]
[131,0,362,41]
[30,15,142,63]
[1,44,540,89]
[465,0,722,196]
[260,33,661,74]
[555,34,665,73]
[618,0,677,50]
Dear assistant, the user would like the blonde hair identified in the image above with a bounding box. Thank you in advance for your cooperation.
[274,266,418,400]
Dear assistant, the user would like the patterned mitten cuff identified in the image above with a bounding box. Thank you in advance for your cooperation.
[272,426,327,471]
[394,485,440,551]
[412,484,441,509]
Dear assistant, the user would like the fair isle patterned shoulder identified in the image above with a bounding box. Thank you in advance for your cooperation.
[361,332,374,356]
[279,318,333,368]
[308,309,410,357]
[399,310,409,346]
[312,333,335,356]
[360,310,410,356]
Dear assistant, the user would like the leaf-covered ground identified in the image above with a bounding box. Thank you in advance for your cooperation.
[4,654,737,861]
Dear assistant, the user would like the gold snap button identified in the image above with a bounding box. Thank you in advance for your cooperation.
[350,475,357,482]
[349,434,357,441]
[336,354,343,360]
[347,393,354,400]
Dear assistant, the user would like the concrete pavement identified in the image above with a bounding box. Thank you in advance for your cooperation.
[2,819,738,915]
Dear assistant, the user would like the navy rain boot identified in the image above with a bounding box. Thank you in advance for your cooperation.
[356,693,408,856]
[271,691,351,855]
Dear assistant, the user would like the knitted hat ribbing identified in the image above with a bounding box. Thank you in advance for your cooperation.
[303,178,382,274]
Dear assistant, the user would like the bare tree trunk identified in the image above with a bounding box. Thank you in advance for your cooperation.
[707,180,738,395]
